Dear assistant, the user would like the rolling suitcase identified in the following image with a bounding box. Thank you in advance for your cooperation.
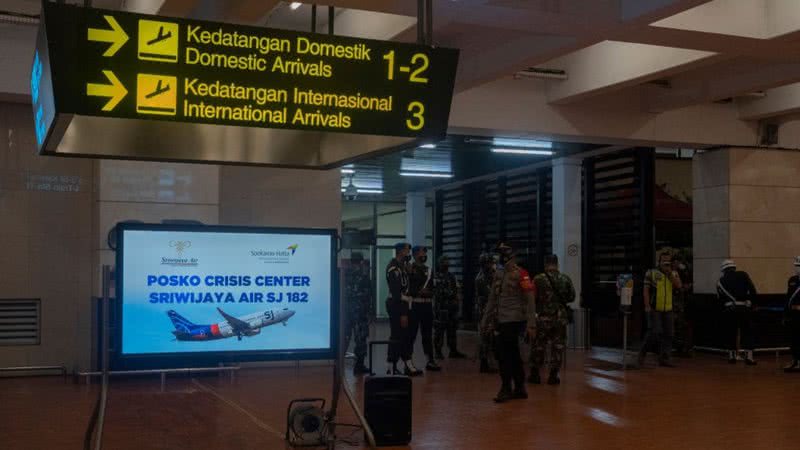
[363,375,412,446]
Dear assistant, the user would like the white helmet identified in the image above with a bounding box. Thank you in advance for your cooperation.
[720,260,736,271]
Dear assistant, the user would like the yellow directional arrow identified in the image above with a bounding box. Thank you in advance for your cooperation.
[87,70,127,112]
[88,15,128,57]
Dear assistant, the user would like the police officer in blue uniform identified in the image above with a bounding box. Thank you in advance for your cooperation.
[385,242,422,376]
[784,257,800,373]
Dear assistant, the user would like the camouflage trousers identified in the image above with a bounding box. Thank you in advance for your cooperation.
[530,315,567,371]
[344,307,369,363]
[434,307,459,354]
[476,310,496,364]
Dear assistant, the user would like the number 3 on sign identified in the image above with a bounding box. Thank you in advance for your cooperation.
[406,102,425,131]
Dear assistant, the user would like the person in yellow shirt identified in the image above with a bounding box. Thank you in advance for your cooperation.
[638,252,682,367]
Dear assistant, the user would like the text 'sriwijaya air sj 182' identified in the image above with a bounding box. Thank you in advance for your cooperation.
[168,307,295,341]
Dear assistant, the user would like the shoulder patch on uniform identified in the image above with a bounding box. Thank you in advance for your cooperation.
[519,269,534,292]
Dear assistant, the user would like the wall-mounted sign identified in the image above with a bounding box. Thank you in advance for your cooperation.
[32,3,459,166]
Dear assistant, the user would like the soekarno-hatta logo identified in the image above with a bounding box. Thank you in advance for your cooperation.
[170,240,191,256]
[287,244,298,255]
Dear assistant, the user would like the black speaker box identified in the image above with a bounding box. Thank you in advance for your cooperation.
[363,375,412,446]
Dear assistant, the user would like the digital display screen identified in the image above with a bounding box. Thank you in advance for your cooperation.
[31,22,56,150]
[39,3,459,141]
[117,224,336,361]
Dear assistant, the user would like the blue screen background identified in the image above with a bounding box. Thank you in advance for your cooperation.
[120,230,333,355]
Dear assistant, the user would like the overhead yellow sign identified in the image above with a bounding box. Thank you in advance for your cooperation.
[136,74,177,115]
[138,20,179,63]
[44,3,459,148]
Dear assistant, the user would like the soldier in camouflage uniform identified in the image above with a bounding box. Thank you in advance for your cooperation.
[529,254,575,386]
[475,253,498,373]
[434,256,467,360]
[344,252,372,375]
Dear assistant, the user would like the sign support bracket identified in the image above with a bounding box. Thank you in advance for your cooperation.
[417,0,434,45]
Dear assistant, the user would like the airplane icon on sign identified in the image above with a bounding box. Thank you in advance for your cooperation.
[138,20,179,63]
[145,79,170,99]
[146,26,172,46]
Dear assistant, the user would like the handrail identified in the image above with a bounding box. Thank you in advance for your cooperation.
[0,365,67,376]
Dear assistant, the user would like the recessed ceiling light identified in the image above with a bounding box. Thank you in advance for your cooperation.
[290,2,302,10]
[340,188,384,194]
[491,148,553,156]
[400,172,453,178]
[419,144,436,149]
[492,138,552,148]
[341,168,355,174]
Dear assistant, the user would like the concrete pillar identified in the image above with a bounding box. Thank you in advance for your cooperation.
[694,147,800,293]
[552,157,584,347]
[551,157,582,300]
[405,192,426,247]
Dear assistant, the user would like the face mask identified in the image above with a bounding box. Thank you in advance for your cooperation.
[403,255,412,263]
[418,255,428,264]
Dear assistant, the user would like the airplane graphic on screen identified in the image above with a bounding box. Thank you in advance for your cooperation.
[168,307,295,341]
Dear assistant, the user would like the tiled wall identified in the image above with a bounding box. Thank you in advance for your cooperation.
[0,102,94,369]
[93,160,221,296]
[219,165,342,230]
[693,147,800,294]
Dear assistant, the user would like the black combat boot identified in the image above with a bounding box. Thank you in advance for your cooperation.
[527,369,541,385]
[547,369,560,385]
[493,387,513,403]
[658,358,676,368]
[511,386,528,400]
[637,349,647,367]
[426,358,442,372]
[784,360,800,373]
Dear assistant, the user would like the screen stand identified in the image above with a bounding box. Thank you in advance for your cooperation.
[84,265,112,450]
[326,268,375,449]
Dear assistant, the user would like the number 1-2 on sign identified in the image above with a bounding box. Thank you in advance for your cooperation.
[383,51,429,83]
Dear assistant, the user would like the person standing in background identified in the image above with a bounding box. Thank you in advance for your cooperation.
[475,253,498,373]
[433,256,467,360]
[529,254,575,386]
[344,252,372,375]
[481,243,536,403]
[407,246,440,373]
[385,243,421,376]
[783,257,800,373]
[717,260,758,365]
[638,252,682,368]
